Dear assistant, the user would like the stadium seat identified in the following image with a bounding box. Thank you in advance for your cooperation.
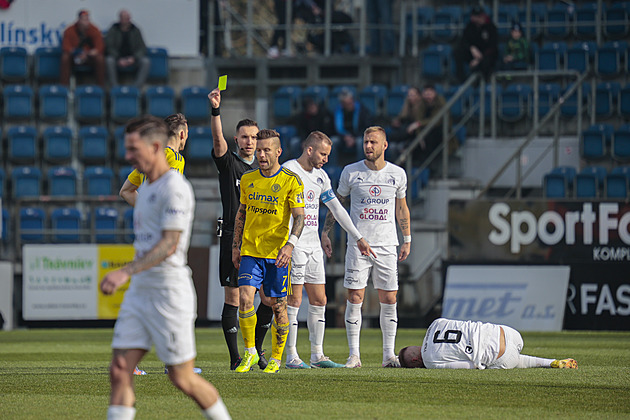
[421,44,452,79]
[114,126,127,162]
[620,84,630,119]
[110,85,141,123]
[38,84,69,122]
[612,124,630,162]
[2,208,9,244]
[185,126,213,162]
[387,85,409,118]
[79,126,110,163]
[123,208,134,243]
[328,85,358,113]
[581,123,614,160]
[431,5,462,42]
[12,166,42,199]
[34,46,62,83]
[575,3,600,39]
[566,41,596,73]
[518,4,546,39]
[560,82,590,118]
[445,85,471,120]
[93,207,119,243]
[551,165,577,187]
[605,172,629,199]
[409,167,430,201]
[301,85,329,107]
[48,166,77,197]
[359,84,387,117]
[594,82,621,118]
[19,207,46,243]
[43,126,73,163]
[84,166,114,196]
[472,84,502,121]
[536,41,567,72]
[118,166,134,189]
[535,83,561,118]
[0,168,5,199]
[497,5,520,39]
[74,85,105,123]
[324,165,343,190]
[51,207,82,243]
[596,41,628,77]
[146,47,169,82]
[499,83,532,122]
[406,6,433,42]
[543,173,569,198]
[575,165,607,198]
[273,85,302,118]
[0,46,28,82]
[3,84,34,121]
[545,3,572,39]
[181,86,211,123]
[8,125,37,163]
[274,125,299,158]
[604,3,629,39]
[145,85,175,118]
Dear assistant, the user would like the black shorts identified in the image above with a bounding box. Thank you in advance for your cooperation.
[219,231,239,287]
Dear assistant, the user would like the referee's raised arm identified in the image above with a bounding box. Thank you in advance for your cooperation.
[209,88,229,157]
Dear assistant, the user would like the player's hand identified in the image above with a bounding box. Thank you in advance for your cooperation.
[321,233,332,258]
[232,247,241,270]
[398,242,411,261]
[357,238,376,259]
[276,244,293,268]
[209,88,221,109]
[100,269,130,295]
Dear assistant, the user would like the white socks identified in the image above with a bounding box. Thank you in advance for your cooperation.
[308,304,326,361]
[345,301,363,357]
[202,398,231,420]
[285,305,300,361]
[107,406,136,420]
[380,302,398,362]
[517,355,555,368]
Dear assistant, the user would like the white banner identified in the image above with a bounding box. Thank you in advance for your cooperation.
[0,261,13,330]
[442,265,570,331]
[0,0,198,56]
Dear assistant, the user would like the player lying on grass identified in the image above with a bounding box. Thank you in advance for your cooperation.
[398,318,578,370]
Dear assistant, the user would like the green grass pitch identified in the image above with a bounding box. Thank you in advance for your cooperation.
[1,328,629,419]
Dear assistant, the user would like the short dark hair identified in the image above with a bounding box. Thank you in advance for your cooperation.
[164,113,187,138]
[398,347,411,368]
[304,130,332,150]
[257,128,280,141]
[236,119,258,132]
[125,115,169,147]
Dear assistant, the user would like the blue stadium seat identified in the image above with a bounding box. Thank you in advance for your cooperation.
[146,47,169,82]
[497,5,519,39]
[118,166,134,189]
[575,165,607,198]
[472,84,502,121]
[605,172,629,199]
[560,82,590,118]
[518,4,546,39]
[12,166,41,199]
[387,85,409,118]
[551,165,577,188]
[535,83,561,118]
[0,46,28,82]
[38,84,69,122]
[93,207,119,243]
[8,125,37,163]
[74,85,105,123]
[0,168,4,199]
[274,125,299,158]
[536,41,567,71]
[110,85,141,123]
[575,3,600,39]
[145,85,175,118]
[3,84,34,121]
[566,41,596,73]
[612,124,630,162]
[328,85,358,113]
[84,166,114,196]
[545,3,572,39]
[620,84,630,119]
[79,126,110,163]
[185,126,213,162]
[51,207,82,243]
[422,44,452,79]
[123,208,134,243]
[604,3,629,39]
[594,82,621,118]
[543,173,569,198]
[48,167,77,197]
[406,6,433,41]
[445,85,472,120]
[34,46,61,82]
[273,85,302,118]
[181,86,211,123]
[20,207,46,243]
[431,5,462,42]
[302,85,329,107]
[359,84,387,117]
[581,123,614,160]
[596,41,628,77]
[43,126,73,163]
[114,126,127,162]
[2,208,8,243]
[409,167,430,201]
[499,83,532,122]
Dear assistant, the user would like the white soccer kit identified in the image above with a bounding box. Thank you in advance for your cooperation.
[337,160,407,289]
[112,170,198,366]
[421,318,524,369]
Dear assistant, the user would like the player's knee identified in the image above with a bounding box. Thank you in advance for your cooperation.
[110,356,129,383]
[287,294,301,307]
[169,372,195,395]
[272,297,287,314]
[310,296,327,306]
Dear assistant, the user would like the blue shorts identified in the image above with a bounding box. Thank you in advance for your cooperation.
[238,256,289,298]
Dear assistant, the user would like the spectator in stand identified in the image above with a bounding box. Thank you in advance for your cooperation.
[294,97,334,140]
[60,9,105,87]
[454,5,498,82]
[501,22,530,71]
[105,9,151,88]
[332,88,372,166]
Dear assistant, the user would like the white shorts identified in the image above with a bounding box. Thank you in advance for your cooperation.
[290,246,326,285]
[111,282,197,366]
[343,245,398,291]
[487,326,524,369]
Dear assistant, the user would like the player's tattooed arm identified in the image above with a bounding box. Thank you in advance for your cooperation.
[232,204,247,249]
[290,211,305,238]
[322,194,347,235]
[396,197,411,261]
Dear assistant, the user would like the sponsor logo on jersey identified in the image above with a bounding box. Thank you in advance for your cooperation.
[307,190,316,202]
[387,176,396,185]
[165,207,186,216]
[296,192,304,204]
[360,208,389,220]
[360,197,391,205]
[248,192,279,204]
[369,185,381,196]
[271,183,281,193]
[465,345,473,354]
[247,182,254,188]
[305,203,319,209]
[305,214,319,226]
[247,204,278,215]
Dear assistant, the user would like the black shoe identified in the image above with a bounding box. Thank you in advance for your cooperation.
[257,349,268,370]
[230,357,242,371]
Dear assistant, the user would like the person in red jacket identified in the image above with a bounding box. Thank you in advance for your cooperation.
[60,9,105,87]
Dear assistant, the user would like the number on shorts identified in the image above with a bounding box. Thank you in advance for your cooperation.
[433,329,462,344]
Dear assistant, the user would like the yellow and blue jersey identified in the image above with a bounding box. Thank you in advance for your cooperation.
[240,166,304,259]
[127,147,185,186]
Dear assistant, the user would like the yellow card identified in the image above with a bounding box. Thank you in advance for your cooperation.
[218,75,228,91]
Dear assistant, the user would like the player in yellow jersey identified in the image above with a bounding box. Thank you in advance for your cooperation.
[232,129,305,373]
[119,113,188,206]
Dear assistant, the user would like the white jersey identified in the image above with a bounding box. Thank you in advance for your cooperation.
[421,318,502,369]
[337,160,407,246]
[284,159,336,249]
[131,170,195,288]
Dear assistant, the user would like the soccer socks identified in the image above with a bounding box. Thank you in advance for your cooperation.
[202,398,231,420]
[270,319,289,362]
[380,302,398,362]
[221,303,240,365]
[285,305,300,361]
[345,301,363,357]
[107,406,136,420]
[517,355,556,368]
[308,304,326,361]
[239,306,257,350]
[255,302,273,353]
